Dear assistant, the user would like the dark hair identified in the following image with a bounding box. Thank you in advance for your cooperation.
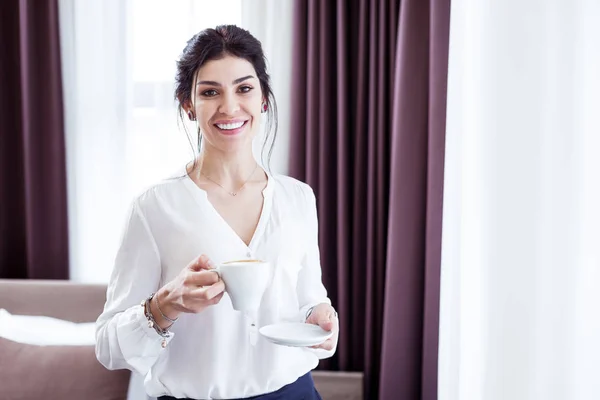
[174,25,278,171]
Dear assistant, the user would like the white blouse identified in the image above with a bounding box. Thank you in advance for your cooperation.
[95,170,336,399]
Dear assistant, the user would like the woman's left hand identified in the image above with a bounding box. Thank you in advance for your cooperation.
[305,303,339,351]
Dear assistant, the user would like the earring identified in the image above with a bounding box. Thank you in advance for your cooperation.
[187,110,196,121]
[261,102,268,113]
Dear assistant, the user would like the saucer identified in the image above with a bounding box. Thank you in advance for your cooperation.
[259,322,333,347]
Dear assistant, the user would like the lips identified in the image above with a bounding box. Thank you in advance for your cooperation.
[213,119,248,136]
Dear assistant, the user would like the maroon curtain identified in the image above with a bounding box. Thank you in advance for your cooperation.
[290,0,450,399]
[379,0,450,399]
[0,0,69,279]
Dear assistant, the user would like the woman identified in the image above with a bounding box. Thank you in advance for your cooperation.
[95,25,339,400]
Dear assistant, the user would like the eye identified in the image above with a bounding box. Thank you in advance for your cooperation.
[238,85,253,93]
[201,89,218,97]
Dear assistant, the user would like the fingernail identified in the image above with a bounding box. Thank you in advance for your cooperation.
[207,260,216,269]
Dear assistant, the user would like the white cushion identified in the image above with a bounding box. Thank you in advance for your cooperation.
[0,308,96,346]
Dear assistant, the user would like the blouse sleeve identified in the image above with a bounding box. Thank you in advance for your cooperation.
[95,199,174,375]
[295,184,337,359]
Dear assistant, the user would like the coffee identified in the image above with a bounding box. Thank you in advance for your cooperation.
[222,259,264,264]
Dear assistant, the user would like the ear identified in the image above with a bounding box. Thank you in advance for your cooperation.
[176,94,192,112]
[182,99,193,113]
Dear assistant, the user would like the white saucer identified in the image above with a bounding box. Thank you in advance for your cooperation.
[259,322,333,347]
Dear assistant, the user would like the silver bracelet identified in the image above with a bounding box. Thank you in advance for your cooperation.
[305,305,338,321]
[154,292,178,323]
[142,293,172,348]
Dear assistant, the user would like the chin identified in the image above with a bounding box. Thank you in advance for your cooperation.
[207,136,254,154]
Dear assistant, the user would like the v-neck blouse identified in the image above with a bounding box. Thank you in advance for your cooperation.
[95,170,335,399]
[181,169,274,252]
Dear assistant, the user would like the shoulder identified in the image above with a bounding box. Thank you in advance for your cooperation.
[130,173,189,217]
[270,174,316,203]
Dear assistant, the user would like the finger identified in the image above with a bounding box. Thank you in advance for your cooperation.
[190,279,225,300]
[205,280,225,298]
[318,319,334,331]
[316,311,336,331]
[188,254,215,271]
[189,270,221,287]
[209,291,225,305]
[310,338,333,350]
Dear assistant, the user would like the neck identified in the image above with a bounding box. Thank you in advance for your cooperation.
[196,147,259,185]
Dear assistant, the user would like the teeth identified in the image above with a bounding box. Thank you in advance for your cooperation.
[216,121,245,130]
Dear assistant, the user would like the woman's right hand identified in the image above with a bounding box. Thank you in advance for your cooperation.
[150,254,225,327]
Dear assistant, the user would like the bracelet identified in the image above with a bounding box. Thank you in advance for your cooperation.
[154,293,178,323]
[305,305,338,321]
[141,293,172,348]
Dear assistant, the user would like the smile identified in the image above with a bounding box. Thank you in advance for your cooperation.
[213,120,248,136]
[215,120,247,130]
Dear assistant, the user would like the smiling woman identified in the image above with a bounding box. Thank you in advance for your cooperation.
[94,25,338,400]
[192,59,262,147]
[174,26,278,173]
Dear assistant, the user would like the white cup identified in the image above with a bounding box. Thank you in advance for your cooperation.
[214,259,270,312]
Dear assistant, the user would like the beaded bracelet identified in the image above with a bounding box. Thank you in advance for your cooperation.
[141,293,173,348]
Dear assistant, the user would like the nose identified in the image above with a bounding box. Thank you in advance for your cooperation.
[218,92,240,115]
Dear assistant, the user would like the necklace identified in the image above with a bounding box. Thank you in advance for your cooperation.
[201,163,259,197]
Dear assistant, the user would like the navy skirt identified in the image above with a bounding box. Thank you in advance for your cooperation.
[158,372,322,400]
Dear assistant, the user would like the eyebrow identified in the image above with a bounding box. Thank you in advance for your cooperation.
[196,75,255,87]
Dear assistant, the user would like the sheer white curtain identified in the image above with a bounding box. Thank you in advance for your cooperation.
[241,0,294,177]
[59,0,293,284]
[59,0,137,284]
[439,1,600,399]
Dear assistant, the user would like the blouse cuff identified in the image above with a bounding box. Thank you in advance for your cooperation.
[308,346,337,360]
[115,305,175,373]
[135,303,175,343]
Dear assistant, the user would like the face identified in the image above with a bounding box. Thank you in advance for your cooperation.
[189,55,264,154]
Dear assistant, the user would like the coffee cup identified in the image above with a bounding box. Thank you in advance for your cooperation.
[214,259,270,312]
